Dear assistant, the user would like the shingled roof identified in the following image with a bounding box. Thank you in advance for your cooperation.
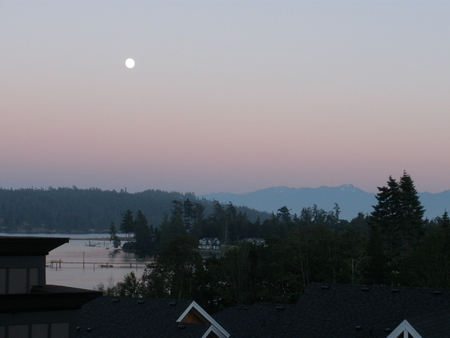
[212,303,297,338]
[213,283,450,338]
[388,309,450,338]
[77,296,230,338]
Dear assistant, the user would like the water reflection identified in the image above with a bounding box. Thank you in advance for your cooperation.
[1,233,151,290]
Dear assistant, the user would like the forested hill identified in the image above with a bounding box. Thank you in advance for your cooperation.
[0,187,269,233]
[201,185,450,220]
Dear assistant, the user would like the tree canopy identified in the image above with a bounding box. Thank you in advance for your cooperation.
[370,171,425,257]
[0,187,268,232]
[99,172,450,313]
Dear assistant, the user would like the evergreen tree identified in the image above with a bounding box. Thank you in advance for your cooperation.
[226,202,237,218]
[160,201,187,246]
[397,171,425,253]
[350,212,370,236]
[170,201,187,235]
[404,226,450,288]
[113,271,142,297]
[134,209,148,228]
[312,204,328,225]
[141,235,203,299]
[183,199,194,231]
[159,213,173,246]
[109,222,121,248]
[371,176,401,257]
[438,210,450,228]
[333,203,341,221]
[299,207,313,226]
[277,206,292,223]
[364,225,389,284]
[133,210,153,256]
[192,202,205,223]
[371,172,425,258]
[120,209,134,238]
[170,201,185,228]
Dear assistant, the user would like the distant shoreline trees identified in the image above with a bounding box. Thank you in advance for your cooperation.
[0,187,267,233]
[98,172,450,312]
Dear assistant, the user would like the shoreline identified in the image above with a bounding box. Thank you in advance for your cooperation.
[0,233,128,241]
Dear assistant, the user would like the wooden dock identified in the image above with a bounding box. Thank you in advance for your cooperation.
[47,260,153,269]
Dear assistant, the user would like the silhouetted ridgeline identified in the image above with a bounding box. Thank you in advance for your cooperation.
[0,187,269,233]
[201,184,450,220]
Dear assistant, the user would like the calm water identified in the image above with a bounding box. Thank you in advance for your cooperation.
[1,233,150,290]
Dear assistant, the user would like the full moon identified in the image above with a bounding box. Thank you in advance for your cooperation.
[125,58,135,69]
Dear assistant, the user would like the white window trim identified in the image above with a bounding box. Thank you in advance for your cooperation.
[386,319,423,338]
[201,325,228,338]
[176,301,230,338]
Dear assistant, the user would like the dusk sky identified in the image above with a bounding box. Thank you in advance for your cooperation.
[1,1,449,195]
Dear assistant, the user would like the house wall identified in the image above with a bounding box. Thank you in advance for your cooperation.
[0,309,76,338]
[0,238,101,338]
[206,333,220,338]
[182,311,205,324]
[0,256,45,294]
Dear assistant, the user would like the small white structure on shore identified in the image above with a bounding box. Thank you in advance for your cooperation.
[198,238,221,250]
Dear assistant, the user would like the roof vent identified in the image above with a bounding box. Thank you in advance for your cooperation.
[178,324,186,329]
[391,288,400,293]
[112,298,120,303]
[76,327,80,332]
[321,285,330,289]
[276,306,285,311]
[361,287,369,291]
[433,290,442,295]
[85,328,92,332]
[137,300,145,304]
[355,326,362,331]
[385,328,391,332]
[169,301,177,306]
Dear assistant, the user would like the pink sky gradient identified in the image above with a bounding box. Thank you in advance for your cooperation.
[1,1,450,195]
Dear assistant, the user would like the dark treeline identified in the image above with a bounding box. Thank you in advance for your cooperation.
[100,172,450,313]
[112,198,366,257]
[0,187,268,232]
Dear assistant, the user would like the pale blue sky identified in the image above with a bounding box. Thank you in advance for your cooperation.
[1,1,449,194]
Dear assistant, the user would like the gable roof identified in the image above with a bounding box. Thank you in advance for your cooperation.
[213,283,450,338]
[386,319,423,338]
[77,297,229,338]
[387,309,450,338]
[177,301,230,338]
[294,283,450,338]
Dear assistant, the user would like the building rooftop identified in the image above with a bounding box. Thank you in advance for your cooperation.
[0,285,102,313]
[0,236,69,256]
[77,296,229,338]
[213,283,450,338]
[291,283,450,338]
[212,302,296,338]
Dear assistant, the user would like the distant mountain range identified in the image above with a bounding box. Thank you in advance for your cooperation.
[200,185,450,221]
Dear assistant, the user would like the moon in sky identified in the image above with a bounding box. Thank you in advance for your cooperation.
[125,58,135,69]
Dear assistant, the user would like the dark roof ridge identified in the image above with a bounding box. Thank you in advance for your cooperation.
[0,236,69,255]
[307,282,450,292]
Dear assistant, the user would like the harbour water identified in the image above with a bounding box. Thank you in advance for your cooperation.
[1,233,150,290]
